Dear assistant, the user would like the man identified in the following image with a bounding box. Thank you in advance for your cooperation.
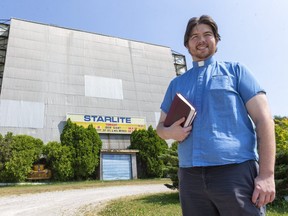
[156,15,275,216]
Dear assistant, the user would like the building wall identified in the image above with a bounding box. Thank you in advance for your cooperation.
[0,18,175,146]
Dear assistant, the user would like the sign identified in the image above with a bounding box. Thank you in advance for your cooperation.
[66,114,146,134]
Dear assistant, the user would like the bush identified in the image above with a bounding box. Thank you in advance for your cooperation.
[0,133,44,182]
[160,141,179,189]
[129,125,168,178]
[274,116,288,200]
[43,141,74,181]
[275,152,288,199]
[274,116,288,152]
[0,132,13,172]
[60,119,102,180]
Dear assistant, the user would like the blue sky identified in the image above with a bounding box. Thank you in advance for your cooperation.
[1,0,287,117]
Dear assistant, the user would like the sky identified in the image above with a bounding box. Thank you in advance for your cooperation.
[1,0,288,117]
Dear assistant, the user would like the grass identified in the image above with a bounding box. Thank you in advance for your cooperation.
[94,193,288,216]
[0,178,168,197]
[268,201,288,216]
[96,192,181,216]
[1,179,287,215]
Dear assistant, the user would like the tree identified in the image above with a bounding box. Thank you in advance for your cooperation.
[43,141,74,181]
[274,116,288,152]
[129,125,168,178]
[160,141,179,190]
[274,116,288,200]
[0,133,44,182]
[60,119,102,180]
[0,132,13,173]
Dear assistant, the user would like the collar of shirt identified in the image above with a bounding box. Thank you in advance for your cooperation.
[192,56,215,68]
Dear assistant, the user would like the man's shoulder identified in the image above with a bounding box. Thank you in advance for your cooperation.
[217,60,248,74]
[171,69,192,82]
[218,60,242,68]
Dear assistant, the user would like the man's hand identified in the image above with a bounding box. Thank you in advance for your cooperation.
[168,117,192,142]
[252,175,275,207]
[247,94,276,208]
[156,112,192,141]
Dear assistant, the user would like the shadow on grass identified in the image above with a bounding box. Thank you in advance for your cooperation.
[267,199,288,215]
[134,191,180,206]
[133,192,288,215]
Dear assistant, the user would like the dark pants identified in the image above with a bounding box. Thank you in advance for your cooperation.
[178,160,266,216]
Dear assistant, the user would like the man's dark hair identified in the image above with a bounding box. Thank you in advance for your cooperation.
[184,15,221,47]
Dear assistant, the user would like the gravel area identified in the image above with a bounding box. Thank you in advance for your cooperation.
[0,184,171,216]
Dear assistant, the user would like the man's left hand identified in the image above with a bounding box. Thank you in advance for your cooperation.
[252,175,276,207]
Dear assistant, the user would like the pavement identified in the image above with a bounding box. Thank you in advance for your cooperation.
[0,184,171,216]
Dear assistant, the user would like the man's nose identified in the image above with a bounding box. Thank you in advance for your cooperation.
[197,35,205,42]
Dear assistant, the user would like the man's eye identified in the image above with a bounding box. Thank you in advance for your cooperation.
[205,33,213,37]
[190,35,198,40]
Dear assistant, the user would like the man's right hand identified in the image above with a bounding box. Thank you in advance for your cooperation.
[169,117,192,142]
[156,114,192,141]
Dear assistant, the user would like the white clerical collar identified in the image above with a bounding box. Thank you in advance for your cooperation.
[192,56,215,68]
[198,61,205,67]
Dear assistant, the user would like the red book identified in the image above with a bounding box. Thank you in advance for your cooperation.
[164,93,197,127]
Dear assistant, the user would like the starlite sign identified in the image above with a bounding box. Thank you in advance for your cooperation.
[66,114,146,134]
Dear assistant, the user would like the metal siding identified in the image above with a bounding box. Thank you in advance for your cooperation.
[102,154,131,180]
[0,19,176,143]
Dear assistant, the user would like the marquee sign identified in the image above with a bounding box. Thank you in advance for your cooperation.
[66,114,146,134]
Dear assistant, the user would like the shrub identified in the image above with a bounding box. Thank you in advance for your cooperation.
[275,151,288,199]
[43,141,74,181]
[0,133,44,182]
[274,116,288,200]
[129,125,168,178]
[0,132,13,172]
[160,141,179,189]
[274,116,288,152]
[60,119,102,180]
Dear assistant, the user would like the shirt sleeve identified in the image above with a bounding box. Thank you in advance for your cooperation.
[160,81,174,114]
[236,63,265,104]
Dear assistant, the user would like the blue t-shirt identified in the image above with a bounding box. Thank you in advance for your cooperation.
[161,56,265,167]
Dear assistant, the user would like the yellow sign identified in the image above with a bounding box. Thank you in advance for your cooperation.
[66,114,146,134]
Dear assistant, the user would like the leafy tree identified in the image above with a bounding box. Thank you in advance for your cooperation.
[0,132,13,172]
[0,133,44,182]
[60,119,102,180]
[274,116,288,200]
[160,141,179,190]
[129,125,168,178]
[274,116,288,152]
[43,141,74,181]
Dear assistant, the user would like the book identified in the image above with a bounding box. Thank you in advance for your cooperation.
[163,93,197,127]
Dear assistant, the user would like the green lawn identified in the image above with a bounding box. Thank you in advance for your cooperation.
[95,192,288,216]
[1,179,287,215]
[0,179,168,196]
[97,192,181,216]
